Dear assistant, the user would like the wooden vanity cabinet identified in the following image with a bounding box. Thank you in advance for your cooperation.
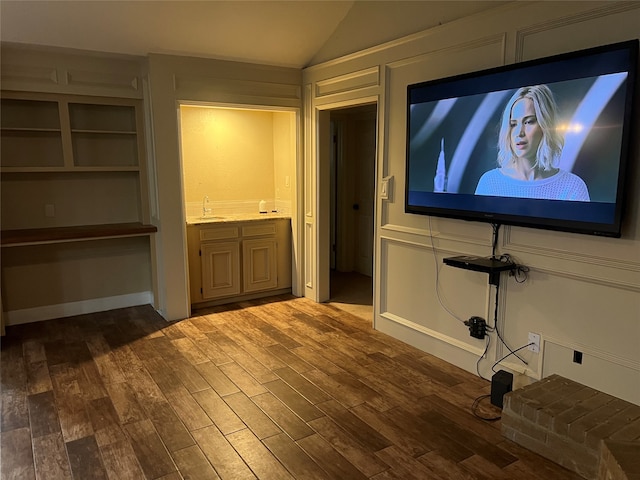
[187,218,291,306]
[200,227,242,300]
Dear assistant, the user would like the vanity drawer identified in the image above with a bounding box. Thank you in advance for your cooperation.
[242,222,276,238]
[200,226,239,241]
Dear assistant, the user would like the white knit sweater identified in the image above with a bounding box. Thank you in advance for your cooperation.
[475,168,590,201]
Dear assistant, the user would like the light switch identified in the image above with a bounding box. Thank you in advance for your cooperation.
[380,176,393,200]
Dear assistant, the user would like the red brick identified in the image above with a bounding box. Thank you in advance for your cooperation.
[518,397,546,423]
[506,375,561,415]
[502,425,546,456]
[585,404,640,450]
[537,384,597,430]
[503,393,513,411]
[554,392,615,436]
[599,439,640,480]
[516,380,577,424]
[501,375,639,480]
[501,411,547,443]
[544,431,599,479]
[599,441,621,480]
[569,398,631,444]
[611,417,640,442]
[504,423,598,479]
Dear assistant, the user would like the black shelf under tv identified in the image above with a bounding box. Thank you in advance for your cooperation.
[443,255,516,286]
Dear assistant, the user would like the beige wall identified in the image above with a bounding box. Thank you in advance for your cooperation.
[180,106,276,204]
[3,237,151,312]
[1,172,141,230]
[180,106,296,217]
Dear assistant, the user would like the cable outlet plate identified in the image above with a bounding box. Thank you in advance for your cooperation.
[528,332,540,353]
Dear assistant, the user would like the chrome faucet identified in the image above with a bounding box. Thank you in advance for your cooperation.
[202,195,212,217]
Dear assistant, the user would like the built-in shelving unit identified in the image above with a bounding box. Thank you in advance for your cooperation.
[1,91,155,240]
[1,90,156,325]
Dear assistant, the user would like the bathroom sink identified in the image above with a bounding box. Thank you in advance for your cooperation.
[186,215,226,224]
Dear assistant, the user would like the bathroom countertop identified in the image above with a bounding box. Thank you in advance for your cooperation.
[186,212,291,225]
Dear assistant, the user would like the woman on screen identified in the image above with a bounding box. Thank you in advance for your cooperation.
[475,85,590,201]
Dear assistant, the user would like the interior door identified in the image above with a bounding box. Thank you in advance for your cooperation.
[330,105,376,277]
[353,110,376,276]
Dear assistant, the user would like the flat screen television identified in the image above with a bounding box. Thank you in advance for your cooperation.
[405,40,638,237]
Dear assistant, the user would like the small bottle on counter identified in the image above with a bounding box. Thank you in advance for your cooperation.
[259,200,267,213]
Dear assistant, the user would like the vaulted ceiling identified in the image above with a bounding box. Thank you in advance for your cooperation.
[0,1,505,68]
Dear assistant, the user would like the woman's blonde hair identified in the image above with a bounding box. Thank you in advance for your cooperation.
[497,85,564,170]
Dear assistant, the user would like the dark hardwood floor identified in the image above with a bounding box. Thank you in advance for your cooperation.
[1,295,581,480]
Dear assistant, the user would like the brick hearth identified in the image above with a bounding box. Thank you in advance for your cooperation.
[502,375,640,480]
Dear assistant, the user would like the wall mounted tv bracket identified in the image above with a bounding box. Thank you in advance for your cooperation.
[443,255,516,286]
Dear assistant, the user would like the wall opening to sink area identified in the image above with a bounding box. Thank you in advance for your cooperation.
[179,104,296,220]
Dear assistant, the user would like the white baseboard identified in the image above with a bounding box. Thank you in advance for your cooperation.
[4,292,154,326]
[376,311,488,379]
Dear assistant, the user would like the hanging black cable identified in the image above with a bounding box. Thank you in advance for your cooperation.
[492,342,535,373]
[491,223,500,259]
[490,223,527,365]
[493,279,528,365]
[471,394,501,422]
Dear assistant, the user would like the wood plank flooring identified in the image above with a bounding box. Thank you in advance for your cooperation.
[1,295,582,480]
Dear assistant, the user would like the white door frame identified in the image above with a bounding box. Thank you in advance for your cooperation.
[305,96,378,303]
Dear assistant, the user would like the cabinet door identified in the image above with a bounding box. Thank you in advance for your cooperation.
[201,241,241,299]
[242,238,277,293]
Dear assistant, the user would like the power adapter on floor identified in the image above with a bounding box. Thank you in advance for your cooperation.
[490,370,513,409]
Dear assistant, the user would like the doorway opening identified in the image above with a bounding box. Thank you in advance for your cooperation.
[327,103,377,322]
[178,103,300,309]
[179,104,297,221]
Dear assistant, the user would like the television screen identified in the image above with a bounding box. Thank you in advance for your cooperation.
[405,40,638,237]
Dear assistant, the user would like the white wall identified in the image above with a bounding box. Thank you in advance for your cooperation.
[303,2,640,404]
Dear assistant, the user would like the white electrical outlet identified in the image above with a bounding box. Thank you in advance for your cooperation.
[528,332,540,353]
[45,204,55,218]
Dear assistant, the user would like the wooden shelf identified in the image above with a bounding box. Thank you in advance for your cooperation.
[71,129,137,135]
[1,127,62,133]
[1,166,141,173]
[1,223,157,247]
